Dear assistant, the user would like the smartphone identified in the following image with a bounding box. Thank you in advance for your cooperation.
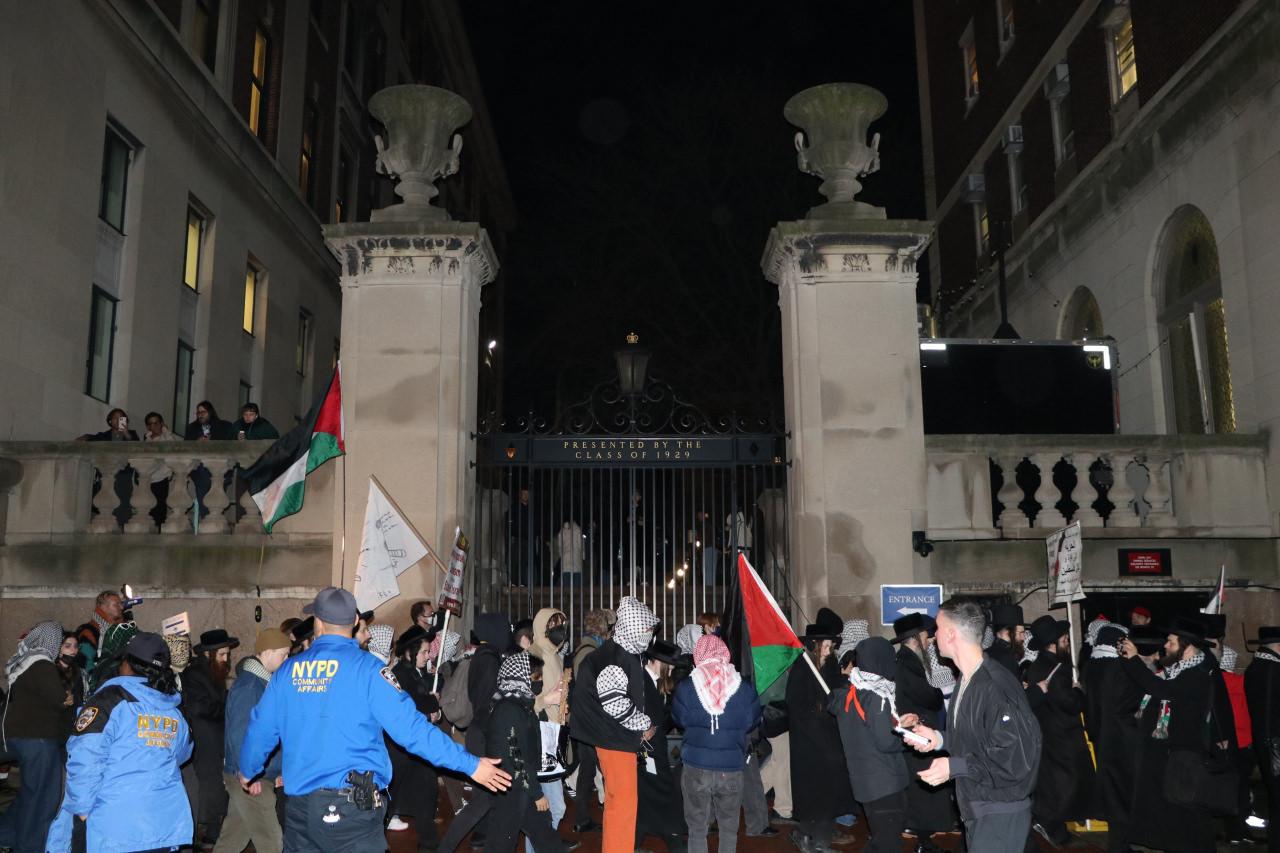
[896,726,932,746]
[238,430,246,440]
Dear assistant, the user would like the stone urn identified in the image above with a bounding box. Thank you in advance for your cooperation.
[784,83,888,220]
[369,85,473,222]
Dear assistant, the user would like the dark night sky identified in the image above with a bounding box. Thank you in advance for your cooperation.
[462,1,923,421]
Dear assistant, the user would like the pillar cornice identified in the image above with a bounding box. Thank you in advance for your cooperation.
[762,219,933,286]
[323,221,499,287]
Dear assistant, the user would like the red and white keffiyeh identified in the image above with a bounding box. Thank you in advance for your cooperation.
[691,634,741,733]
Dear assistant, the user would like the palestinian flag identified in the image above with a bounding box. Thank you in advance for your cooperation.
[241,366,344,532]
[723,552,803,695]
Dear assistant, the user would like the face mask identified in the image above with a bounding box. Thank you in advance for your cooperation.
[547,627,568,648]
[59,654,77,668]
[637,630,655,651]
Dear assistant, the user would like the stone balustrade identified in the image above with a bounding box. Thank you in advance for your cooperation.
[0,441,334,541]
[926,433,1274,539]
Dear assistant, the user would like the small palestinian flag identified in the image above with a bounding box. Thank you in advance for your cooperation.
[241,365,344,532]
[725,552,804,695]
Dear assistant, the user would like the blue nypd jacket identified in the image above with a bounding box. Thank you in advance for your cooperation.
[239,633,480,795]
[44,676,193,853]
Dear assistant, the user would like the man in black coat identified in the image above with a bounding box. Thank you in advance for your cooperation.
[1246,626,1280,853]
[1023,615,1095,848]
[905,601,1041,853]
[183,628,238,847]
[987,604,1025,681]
[891,613,954,846]
[1083,624,1141,853]
[1118,616,1218,852]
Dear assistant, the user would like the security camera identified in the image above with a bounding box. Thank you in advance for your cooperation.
[912,531,935,558]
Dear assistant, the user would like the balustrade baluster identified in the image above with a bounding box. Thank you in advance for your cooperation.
[1105,451,1141,527]
[123,458,159,533]
[161,458,197,534]
[1031,452,1067,529]
[237,472,264,532]
[995,453,1030,530]
[1141,451,1175,527]
[199,458,231,534]
[89,457,121,533]
[1066,452,1104,527]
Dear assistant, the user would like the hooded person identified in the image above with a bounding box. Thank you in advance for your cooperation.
[1022,615,1094,847]
[829,637,909,853]
[570,597,658,853]
[676,624,702,657]
[1082,623,1141,853]
[837,618,870,669]
[673,634,761,853]
[366,623,395,666]
[890,613,954,842]
[45,633,194,853]
[530,608,572,845]
[467,612,512,757]
[0,621,67,852]
[786,606,853,853]
[439,652,569,853]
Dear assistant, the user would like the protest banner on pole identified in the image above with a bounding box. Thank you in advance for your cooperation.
[1047,521,1086,683]
[353,477,431,612]
[440,527,468,616]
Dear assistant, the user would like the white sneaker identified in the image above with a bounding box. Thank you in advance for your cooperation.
[387,816,410,831]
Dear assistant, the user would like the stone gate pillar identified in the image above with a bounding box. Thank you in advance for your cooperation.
[762,84,932,626]
[323,86,497,625]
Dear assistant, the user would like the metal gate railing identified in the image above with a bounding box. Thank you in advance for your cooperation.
[469,371,788,638]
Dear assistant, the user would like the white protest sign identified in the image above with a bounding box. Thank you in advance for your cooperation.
[439,527,468,616]
[161,612,190,637]
[354,477,431,612]
[1047,521,1086,606]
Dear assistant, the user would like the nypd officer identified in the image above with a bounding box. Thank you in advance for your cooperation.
[239,587,512,850]
[46,632,194,852]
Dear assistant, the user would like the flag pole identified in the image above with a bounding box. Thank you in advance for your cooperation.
[801,647,831,695]
[432,610,451,693]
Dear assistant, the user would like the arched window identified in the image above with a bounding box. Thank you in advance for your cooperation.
[1158,206,1235,434]
[1061,286,1103,339]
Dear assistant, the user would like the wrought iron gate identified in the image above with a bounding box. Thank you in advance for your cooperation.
[470,372,789,638]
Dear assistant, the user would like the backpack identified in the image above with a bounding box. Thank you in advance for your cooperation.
[440,657,473,729]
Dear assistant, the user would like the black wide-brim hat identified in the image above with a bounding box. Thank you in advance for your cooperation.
[891,612,937,644]
[1162,614,1210,648]
[802,606,844,642]
[989,604,1025,632]
[395,625,429,657]
[1201,612,1227,640]
[646,639,683,666]
[193,628,240,653]
[1026,615,1070,652]
[1246,626,1280,647]
[1129,625,1165,655]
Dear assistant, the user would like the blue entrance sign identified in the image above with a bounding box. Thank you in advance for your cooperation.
[879,584,945,627]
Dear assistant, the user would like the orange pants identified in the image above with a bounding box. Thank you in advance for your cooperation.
[597,746,639,853]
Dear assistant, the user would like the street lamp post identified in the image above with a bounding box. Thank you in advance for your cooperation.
[614,332,650,429]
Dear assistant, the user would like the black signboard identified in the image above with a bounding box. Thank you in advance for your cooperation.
[484,434,782,467]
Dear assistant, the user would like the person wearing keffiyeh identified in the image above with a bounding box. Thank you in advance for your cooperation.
[1118,615,1217,852]
[828,637,908,853]
[569,597,658,853]
[438,651,568,853]
[0,620,66,852]
[672,635,760,853]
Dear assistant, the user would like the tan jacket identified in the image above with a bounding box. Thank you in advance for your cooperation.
[532,607,568,723]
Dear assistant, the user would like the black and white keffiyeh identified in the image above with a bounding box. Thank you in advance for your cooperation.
[613,597,658,655]
[1160,649,1205,681]
[1254,648,1280,665]
[1085,616,1111,647]
[840,619,870,652]
[849,669,898,716]
[925,641,955,691]
[6,621,63,687]
[676,624,701,656]
[497,651,535,700]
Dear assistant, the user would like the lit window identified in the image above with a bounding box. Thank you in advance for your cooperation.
[296,310,313,376]
[1108,12,1138,103]
[192,0,219,72]
[960,23,980,106]
[300,100,318,204]
[99,127,131,232]
[248,28,270,139]
[85,287,117,402]
[183,207,204,290]
[173,342,195,430]
[974,202,990,258]
[997,0,1015,55]
[243,264,258,334]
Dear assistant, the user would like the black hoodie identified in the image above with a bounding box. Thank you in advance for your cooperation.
[468,613,512,734]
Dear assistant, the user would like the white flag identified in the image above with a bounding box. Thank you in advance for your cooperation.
[353,477,430,612]
[1202,565,1226,615]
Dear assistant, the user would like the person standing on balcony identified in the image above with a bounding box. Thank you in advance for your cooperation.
[185,400,234,441]
[232,402,279,441]
[78,407,139,441]
[0,620,68,853]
